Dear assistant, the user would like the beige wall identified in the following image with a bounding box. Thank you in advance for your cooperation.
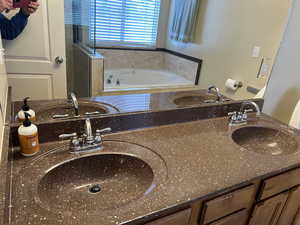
[0,37,8,158]
[166,0,292,100]
[263,0,300,124]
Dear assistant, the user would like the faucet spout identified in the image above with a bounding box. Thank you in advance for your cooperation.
[228,101,261,126]
[85,119,94,144]
[240,101,261,116]
[69,92,79,116]
[208,85,223,102]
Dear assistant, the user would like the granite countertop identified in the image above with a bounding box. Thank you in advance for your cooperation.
[0,126,10,225]
[6,115,300,225]
[11,90,232,124]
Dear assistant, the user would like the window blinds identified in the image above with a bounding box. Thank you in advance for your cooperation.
[90,0,161,47]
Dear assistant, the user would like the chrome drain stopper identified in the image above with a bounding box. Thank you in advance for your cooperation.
[89,184,101,194]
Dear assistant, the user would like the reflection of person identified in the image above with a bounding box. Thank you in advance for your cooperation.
[0,0,40,40]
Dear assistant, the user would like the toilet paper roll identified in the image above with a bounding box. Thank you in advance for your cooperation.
[225,79,241,91]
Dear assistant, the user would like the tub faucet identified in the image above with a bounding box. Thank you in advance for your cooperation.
[59,118,112,153]
[107,75,113,84]
[208,85,223,102]
[228,101,261,126]
[69,92,79,116]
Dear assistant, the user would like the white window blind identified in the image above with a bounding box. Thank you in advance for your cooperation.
[90,0,161,47]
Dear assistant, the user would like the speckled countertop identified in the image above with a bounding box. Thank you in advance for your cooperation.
[0,126,10,225]
[6,115,300,225]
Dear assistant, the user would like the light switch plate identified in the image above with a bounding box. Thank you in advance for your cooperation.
[0,102,3,121]
[0,48,4,65]
[252,46,261,58]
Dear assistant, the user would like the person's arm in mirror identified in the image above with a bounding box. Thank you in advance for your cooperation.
[21,1,39,16]
[0,0,39,40]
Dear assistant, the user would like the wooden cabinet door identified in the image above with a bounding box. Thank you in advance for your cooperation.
[208,209,248,225]
[294,210,300,225]
[277,186,300,225]
[249,192,289,225]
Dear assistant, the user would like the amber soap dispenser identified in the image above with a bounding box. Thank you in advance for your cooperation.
[18,112,40,156]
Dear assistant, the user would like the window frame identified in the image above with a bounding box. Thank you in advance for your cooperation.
[89,0,163,49]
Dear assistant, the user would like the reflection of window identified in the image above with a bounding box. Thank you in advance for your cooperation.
[90,0,161,48]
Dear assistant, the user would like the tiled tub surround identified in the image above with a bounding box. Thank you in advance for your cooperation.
[5,114,300,225]
[73,44,104,97]
[97,49,201,89]
[11,89,243,125]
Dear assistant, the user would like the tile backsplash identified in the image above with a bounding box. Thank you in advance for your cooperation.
[98,50,164,70]
[164,53,199,82]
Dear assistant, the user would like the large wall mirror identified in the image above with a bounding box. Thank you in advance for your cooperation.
[2,0,293,102]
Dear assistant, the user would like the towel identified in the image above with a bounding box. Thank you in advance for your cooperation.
[290,100,300,129]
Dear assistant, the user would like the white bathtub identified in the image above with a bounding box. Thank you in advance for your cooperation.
[104,69,194,91]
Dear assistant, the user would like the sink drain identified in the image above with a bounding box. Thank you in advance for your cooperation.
[89,184,101,194]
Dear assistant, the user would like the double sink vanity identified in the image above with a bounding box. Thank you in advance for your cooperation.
[2,89,300,225]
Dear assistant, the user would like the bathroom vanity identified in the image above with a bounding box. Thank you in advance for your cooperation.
[2,90,300,225]
[1,0,298,224]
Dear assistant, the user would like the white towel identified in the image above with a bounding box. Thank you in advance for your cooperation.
[290,100,300,129]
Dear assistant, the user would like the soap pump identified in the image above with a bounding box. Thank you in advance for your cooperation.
[18,112,40,157]
[17,97,36,121]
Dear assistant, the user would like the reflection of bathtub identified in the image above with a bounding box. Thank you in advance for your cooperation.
[104,69,194,91]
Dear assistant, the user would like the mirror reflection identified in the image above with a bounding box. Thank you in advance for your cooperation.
[1,0,292,103]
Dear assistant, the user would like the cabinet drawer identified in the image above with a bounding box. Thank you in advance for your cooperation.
[259,167,300,200]
[208,209,248,225]
[145,208,191,225]
[200,185,255,224]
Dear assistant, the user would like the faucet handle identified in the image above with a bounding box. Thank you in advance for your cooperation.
[96,128,112,135]
[228,111,237,116]
[59,133,78,140]
[95,128,112,143]
[59,133,81,152]
[208,85,216,91]
[244,109,254,113]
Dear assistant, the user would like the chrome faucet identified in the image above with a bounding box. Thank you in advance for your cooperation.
[59,119,112,153]
[240,101,261,117]
[208,85,223,102]
[69,92,79,116]
[228,101,261,126]
[85,118,95,145]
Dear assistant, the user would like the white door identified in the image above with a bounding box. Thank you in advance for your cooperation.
[0,36,8,157]
[0,35,8,120]
[2,0,67,101]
